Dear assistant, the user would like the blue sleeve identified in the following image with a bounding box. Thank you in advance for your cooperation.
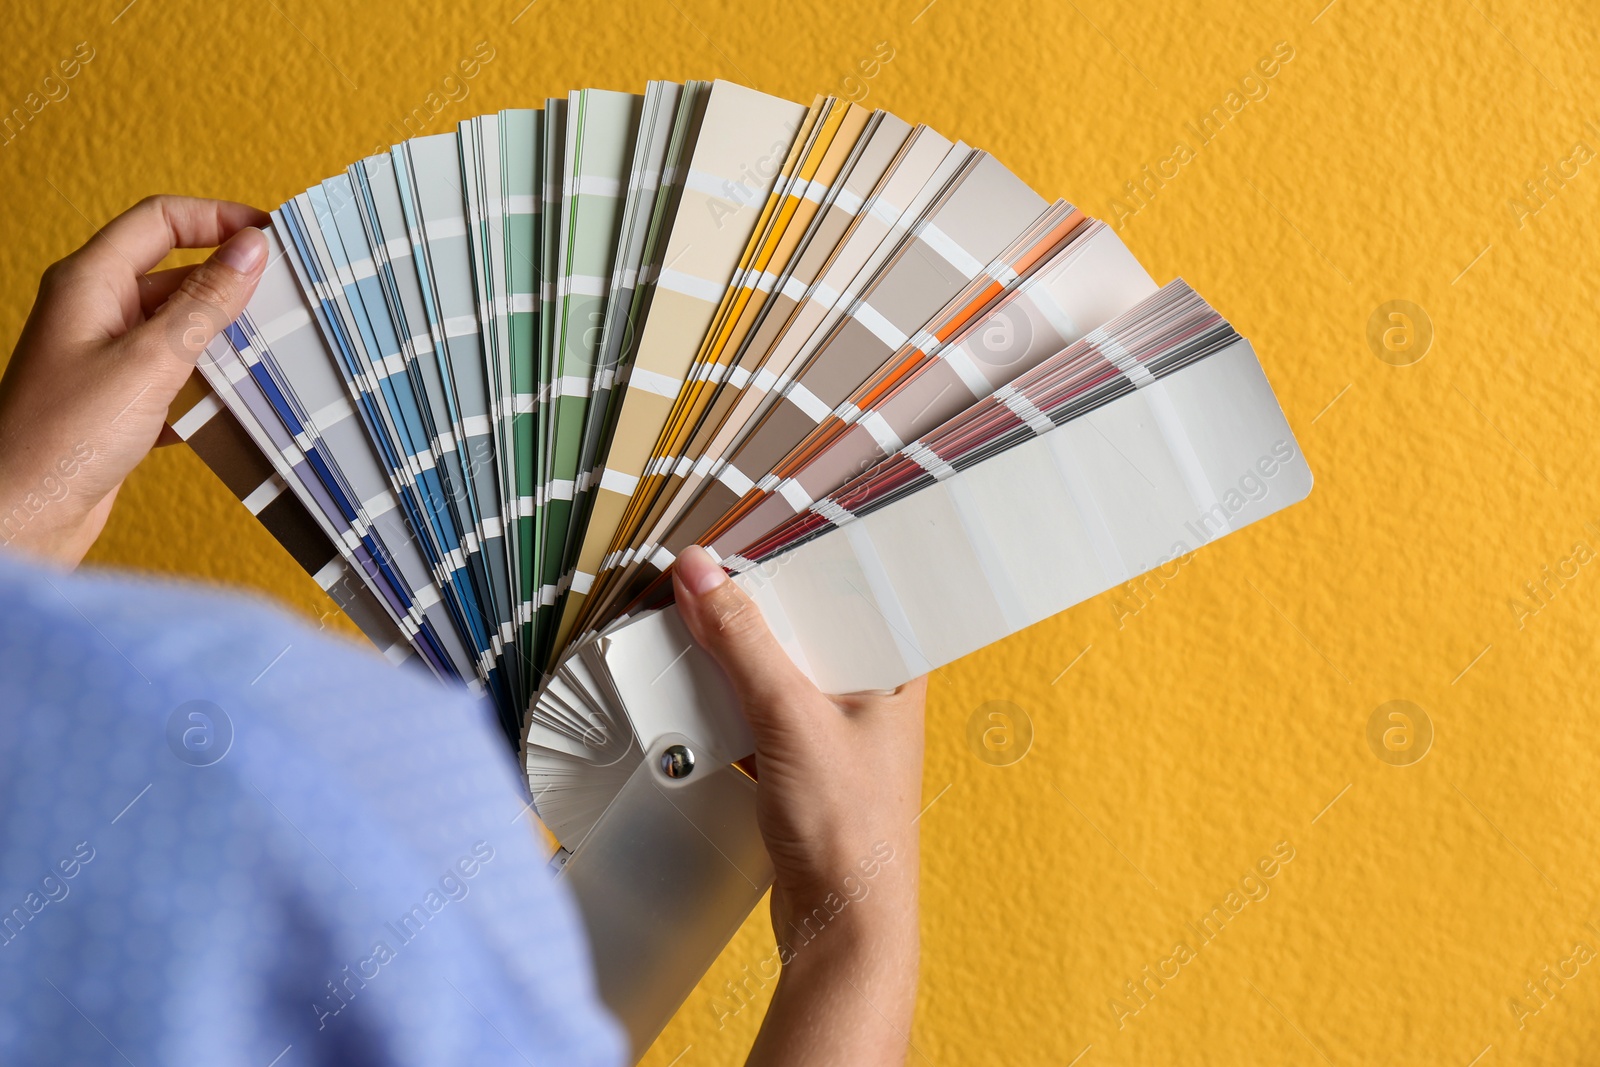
[0,556,627,1067]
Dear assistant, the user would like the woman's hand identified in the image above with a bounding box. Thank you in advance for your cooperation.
[673,545,926,1066]
[0,196,269,567]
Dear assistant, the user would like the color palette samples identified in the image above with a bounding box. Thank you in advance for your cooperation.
[172,79,1310,856]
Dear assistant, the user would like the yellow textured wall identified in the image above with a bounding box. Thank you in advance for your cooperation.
[5,0,1600,1062]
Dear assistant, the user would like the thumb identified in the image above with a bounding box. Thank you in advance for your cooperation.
[136,226,268,370]
[673,546,811,721]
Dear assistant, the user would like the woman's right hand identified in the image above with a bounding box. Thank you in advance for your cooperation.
[673,545,926,1066]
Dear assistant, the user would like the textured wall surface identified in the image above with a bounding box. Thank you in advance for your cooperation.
[4,1,1599,1063]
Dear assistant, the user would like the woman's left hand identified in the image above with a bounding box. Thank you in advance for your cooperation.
[0,195,269,566]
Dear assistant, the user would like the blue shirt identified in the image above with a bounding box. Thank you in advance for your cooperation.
[0,553,626,1067]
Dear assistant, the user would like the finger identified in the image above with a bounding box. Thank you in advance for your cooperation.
[137,265,199,316]
[673,546,812,719]
[67,196,270,280]
[124,226,268,373]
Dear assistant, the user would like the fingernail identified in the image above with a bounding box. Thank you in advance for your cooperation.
[677,545,728,596]
[217,227,266,274]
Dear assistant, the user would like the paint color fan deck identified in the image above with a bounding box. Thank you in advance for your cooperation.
[170,78,1311,1057]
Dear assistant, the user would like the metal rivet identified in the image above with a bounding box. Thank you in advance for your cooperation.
[659,744,696,779]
